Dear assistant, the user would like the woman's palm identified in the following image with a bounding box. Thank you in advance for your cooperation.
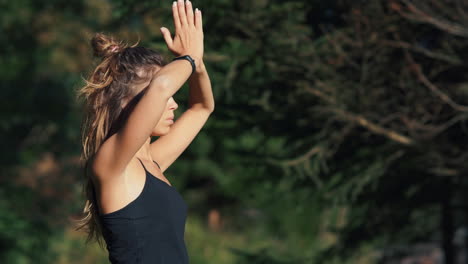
[160,0,204,60]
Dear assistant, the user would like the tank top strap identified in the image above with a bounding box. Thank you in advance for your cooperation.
[153,160,161,170]
[137,157,161,171]
[136,157,148,172]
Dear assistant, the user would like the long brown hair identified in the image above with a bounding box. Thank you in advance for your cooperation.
[74,32,166,248]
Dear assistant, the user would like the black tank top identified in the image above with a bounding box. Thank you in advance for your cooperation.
[99,158,189,264]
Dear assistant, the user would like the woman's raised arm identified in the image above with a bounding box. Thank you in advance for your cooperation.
[92,0,204,179]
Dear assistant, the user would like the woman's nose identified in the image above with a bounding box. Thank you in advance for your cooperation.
[169,97,178,110]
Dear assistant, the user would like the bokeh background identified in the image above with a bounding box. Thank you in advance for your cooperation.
[2,0,468,263]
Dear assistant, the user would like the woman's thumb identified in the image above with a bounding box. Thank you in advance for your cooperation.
[160,27,173,47]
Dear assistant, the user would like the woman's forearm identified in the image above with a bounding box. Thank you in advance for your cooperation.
[188,61,215,111]
[150,57,202,98]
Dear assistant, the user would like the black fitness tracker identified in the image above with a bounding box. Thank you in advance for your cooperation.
[172,55,196,75]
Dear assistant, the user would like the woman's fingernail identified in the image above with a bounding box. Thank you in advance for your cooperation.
[172,1,176,6]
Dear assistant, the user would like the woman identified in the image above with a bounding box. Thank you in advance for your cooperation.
[75,0,213,263]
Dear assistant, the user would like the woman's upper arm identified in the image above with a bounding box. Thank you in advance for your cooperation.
[92,77,170,179]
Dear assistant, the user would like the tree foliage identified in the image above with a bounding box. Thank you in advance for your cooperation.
[2,0,468,263]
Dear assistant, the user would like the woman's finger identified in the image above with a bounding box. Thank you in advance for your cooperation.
[177,0,188,27]
[172,1,181,32]
[185,0,194,27]
[160,27,173,49]
[194,8,202,31]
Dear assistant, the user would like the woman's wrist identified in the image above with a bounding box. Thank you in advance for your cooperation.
[188,55,202,72]
[195,60,206,74]
[172,54,204,74]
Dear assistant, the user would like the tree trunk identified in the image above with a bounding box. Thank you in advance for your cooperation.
[442,182,454,264]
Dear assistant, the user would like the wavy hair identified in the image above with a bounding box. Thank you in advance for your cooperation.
[74,32,167,248]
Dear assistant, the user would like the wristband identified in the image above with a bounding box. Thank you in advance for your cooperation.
[172,55,196,75]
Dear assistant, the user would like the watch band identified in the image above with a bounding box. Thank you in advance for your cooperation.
[172,55,196,75]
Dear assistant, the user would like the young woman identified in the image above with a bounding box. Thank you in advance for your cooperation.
[75,0,213,263]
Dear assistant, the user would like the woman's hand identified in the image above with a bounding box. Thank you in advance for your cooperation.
[160,0,204,66]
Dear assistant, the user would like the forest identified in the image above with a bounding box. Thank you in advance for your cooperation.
[1,0,468,263]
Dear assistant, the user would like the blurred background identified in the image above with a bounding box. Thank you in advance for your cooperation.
[2,0,468,263]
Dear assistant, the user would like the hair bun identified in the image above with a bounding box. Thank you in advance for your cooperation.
[91,33,125,58]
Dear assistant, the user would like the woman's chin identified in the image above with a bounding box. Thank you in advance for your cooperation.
[151,128,171,137]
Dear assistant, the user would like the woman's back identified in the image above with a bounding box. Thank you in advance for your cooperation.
[99,158,189,264]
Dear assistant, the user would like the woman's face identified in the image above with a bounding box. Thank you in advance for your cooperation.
[129,66,178,137]
[151,96,178,136]
[121,67,179,137]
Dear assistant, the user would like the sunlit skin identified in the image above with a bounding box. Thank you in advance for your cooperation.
[118,68,179,178]
[122,70,180,137]
[151,96,179,136]
[133,92,179,183]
